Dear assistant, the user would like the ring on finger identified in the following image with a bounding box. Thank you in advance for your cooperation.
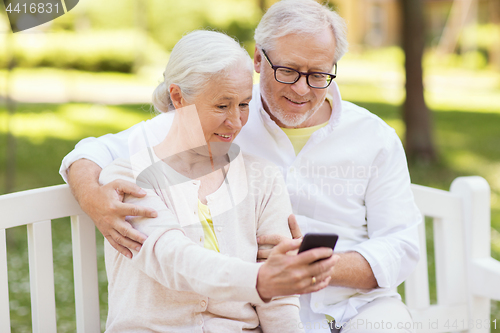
[311,276,317,285]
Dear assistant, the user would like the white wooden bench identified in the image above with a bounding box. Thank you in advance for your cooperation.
[0,185,100,333]
[405,176,500,333]
[1,176,499,333]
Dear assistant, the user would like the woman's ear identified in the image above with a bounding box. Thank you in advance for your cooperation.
[169,84,186,109]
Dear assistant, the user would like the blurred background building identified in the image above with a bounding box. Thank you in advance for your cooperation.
[333,0,500,67]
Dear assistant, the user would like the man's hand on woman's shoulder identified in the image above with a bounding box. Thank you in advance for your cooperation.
[67,159,156,258]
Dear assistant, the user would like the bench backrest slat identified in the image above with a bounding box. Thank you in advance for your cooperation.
[0,185,84,229]
[404,221,430,309]
[411,184,462,220]
[0,229,11,333]
[409,184,470,332]
[450,176,493,333]
[27,220,57,333]
[71,215,101,333]
[433,215,467,307]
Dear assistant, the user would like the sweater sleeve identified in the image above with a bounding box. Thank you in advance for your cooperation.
[99,158,265,305]
[256,296,303,333]
[250,160,303,332]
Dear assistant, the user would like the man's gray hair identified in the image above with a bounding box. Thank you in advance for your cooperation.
[254,0,348,63]
[153,30,253,113]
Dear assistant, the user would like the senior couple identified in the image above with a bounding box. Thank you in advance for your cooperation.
[61,0,421,332]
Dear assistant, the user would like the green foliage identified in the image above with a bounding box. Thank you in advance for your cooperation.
[349,45,492,72]
[0,0,262,71]
[6,218,108,332]
[461,24,500,53]
[462,50,489,70]
[0,31,167,73]
[453,24,500,70]
[347,46,405,65]
[83,0,136,30]
[143,0,261,53]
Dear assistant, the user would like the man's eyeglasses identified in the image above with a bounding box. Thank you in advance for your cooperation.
[261,49,337,89]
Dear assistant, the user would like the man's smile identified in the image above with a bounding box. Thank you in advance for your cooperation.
[284,96,308,105]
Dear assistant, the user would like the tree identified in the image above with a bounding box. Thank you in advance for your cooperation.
[401,0,436,162]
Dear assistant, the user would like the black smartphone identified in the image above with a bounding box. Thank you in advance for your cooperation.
[298,233,339,254]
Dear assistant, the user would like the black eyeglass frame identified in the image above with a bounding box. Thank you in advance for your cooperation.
[261,49,337,89]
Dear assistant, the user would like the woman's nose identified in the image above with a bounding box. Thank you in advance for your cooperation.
[225,111,242,129]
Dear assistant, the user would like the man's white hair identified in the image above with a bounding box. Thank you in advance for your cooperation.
[153,30,253,113]
[254,0,348,63]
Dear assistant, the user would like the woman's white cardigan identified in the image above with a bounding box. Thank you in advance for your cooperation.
[99,148,303,333]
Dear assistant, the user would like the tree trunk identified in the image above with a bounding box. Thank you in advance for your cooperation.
[401,0,436,162]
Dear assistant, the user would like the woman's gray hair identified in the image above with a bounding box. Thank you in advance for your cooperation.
[254,0,348,63]
[153,30,253,113]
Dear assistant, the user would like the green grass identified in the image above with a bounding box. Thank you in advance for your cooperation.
[6,219,108,332]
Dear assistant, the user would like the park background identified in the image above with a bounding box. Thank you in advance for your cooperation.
[0,0,499,331]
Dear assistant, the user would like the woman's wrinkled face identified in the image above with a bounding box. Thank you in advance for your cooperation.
[192,66,253,156]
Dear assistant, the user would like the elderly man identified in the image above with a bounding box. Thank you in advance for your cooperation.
[60,0,420,332]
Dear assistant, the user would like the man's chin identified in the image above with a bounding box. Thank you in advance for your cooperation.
[273,109,311,128]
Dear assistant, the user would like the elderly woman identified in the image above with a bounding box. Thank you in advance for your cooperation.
[99,30,334,332]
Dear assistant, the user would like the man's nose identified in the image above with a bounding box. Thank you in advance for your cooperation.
[290,75,310,96]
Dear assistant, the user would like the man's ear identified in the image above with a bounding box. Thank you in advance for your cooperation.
[254,46,262,74]
[169,84,186,109]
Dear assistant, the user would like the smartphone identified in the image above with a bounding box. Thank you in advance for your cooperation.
[298,233,339,254]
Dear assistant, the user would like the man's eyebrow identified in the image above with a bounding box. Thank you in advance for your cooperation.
[281,60,331,72]
[281,60,298,67]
